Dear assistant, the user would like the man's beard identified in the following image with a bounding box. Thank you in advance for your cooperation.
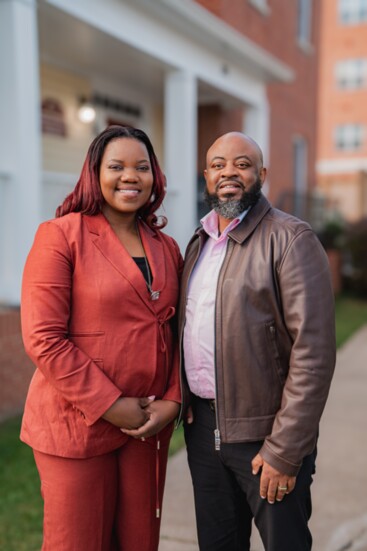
[204,177,262,219]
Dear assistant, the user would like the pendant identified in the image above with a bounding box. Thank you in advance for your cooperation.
[150,290,160,301]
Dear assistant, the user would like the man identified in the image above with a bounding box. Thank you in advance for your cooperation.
[179,132,336,551]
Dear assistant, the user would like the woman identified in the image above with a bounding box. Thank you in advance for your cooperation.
[20,125,183,551]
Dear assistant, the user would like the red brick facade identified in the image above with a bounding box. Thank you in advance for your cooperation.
[198,105,244,174]
[317,0,367,222]
[195,0,320,207]
[0,307,34,422]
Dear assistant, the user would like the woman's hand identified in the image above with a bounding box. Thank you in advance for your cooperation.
[102,397,154,429]
[120,399,180,439]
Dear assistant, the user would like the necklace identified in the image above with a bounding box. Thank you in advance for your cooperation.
[135,220,160,301]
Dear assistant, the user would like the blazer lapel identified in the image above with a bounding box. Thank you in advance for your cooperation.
[84,213,157,313]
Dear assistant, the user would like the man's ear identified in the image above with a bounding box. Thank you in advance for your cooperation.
[203,169,208,182]
[260,167,267,185]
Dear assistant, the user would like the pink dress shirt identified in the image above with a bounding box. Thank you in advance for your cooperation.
[183,208,248,399]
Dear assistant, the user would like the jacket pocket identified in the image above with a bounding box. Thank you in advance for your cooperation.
[68,331,105,365]
[265,321,286,386]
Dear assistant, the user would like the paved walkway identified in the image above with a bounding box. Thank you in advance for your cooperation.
[159,325,367,551]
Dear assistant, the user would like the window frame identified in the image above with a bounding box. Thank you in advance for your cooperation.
[293,135,308,218]
[297,0,313,53]
[335,58,367,89]
[338,0,367,25]
[334,124,364,151]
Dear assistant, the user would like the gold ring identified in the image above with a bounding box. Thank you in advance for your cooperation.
[278,486,287,491]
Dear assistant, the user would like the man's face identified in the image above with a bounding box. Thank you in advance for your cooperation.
[204,133,266,219]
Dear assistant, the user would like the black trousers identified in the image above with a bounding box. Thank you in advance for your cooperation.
[184,396,316,551]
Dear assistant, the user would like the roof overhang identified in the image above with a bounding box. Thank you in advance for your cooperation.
[135,0,294,83]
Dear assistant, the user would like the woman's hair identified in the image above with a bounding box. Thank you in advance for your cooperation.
[55,125,167,228]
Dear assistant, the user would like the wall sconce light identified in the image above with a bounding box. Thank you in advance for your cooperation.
[78,96,96,123]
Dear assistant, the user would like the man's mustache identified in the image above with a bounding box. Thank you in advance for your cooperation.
[215,179,245,192]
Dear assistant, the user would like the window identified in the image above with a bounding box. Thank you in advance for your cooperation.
[293,136,308,218]
[297,0,312,46]
[339,0,367,24]
[335,59,367,89]
[334,124,364,150]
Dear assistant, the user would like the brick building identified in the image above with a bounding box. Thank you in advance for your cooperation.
[317,0,367,222]
[195,0,320,221]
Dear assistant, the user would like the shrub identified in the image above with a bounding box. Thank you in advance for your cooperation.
[317,217,346,250]
[342,217,367,297]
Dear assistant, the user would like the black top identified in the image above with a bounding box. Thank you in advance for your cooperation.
[132,257,152,285]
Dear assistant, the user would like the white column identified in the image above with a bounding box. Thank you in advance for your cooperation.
[244,99,270,166]
[163,70,197,252]
[0,0,41,305]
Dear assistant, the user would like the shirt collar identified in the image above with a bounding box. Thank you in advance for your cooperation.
[201,208,249,241]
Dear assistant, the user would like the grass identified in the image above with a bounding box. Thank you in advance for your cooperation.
[1,293,366,549]
[334,294,367,348]
[169,423,185,457]
[0,417,43,551]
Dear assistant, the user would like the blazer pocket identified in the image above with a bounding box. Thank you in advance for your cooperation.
[68,331,105,364]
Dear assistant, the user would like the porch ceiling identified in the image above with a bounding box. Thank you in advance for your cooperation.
[38,2,248,109]
[38,3,168,101]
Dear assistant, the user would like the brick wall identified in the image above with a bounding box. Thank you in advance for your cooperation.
[195,0,321,206]
[198,105,244,173]
[0,307,34,422]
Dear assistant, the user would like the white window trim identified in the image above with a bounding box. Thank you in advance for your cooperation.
[297,0,314,54]
[248,0,271,16]
[293,135,308,193]
[292,135,308,218]
[297,36,314,54]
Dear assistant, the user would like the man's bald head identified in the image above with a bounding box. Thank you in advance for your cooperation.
[203,131,267,225]
[206,132,264,170]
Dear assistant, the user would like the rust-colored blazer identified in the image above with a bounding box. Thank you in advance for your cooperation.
[20,213,182,458]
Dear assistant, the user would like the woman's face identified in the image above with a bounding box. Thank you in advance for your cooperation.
[99,137,154,221]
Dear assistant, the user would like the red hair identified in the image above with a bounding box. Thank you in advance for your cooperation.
[56,125,167,228]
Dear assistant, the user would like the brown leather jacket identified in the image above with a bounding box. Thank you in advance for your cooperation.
[179,195,336,476]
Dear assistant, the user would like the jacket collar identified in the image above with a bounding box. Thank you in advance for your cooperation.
[228,194,272,244]
[84,213,165,313]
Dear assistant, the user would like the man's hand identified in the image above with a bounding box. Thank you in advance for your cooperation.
[185,405,194,424]
[120,399,180,439]
[251,453,296,504]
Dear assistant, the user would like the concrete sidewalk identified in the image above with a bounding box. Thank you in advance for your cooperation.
[159,325,367,551]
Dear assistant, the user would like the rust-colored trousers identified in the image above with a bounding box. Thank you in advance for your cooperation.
[34,435,170,551]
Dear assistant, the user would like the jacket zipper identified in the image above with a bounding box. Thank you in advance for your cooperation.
[214,428,221,451]
[213,285,221,451]
[213,289,221,451]
[212,238,234,451]
[178,232,231,453]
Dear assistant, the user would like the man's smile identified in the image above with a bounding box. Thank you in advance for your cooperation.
[216,180,244,193]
